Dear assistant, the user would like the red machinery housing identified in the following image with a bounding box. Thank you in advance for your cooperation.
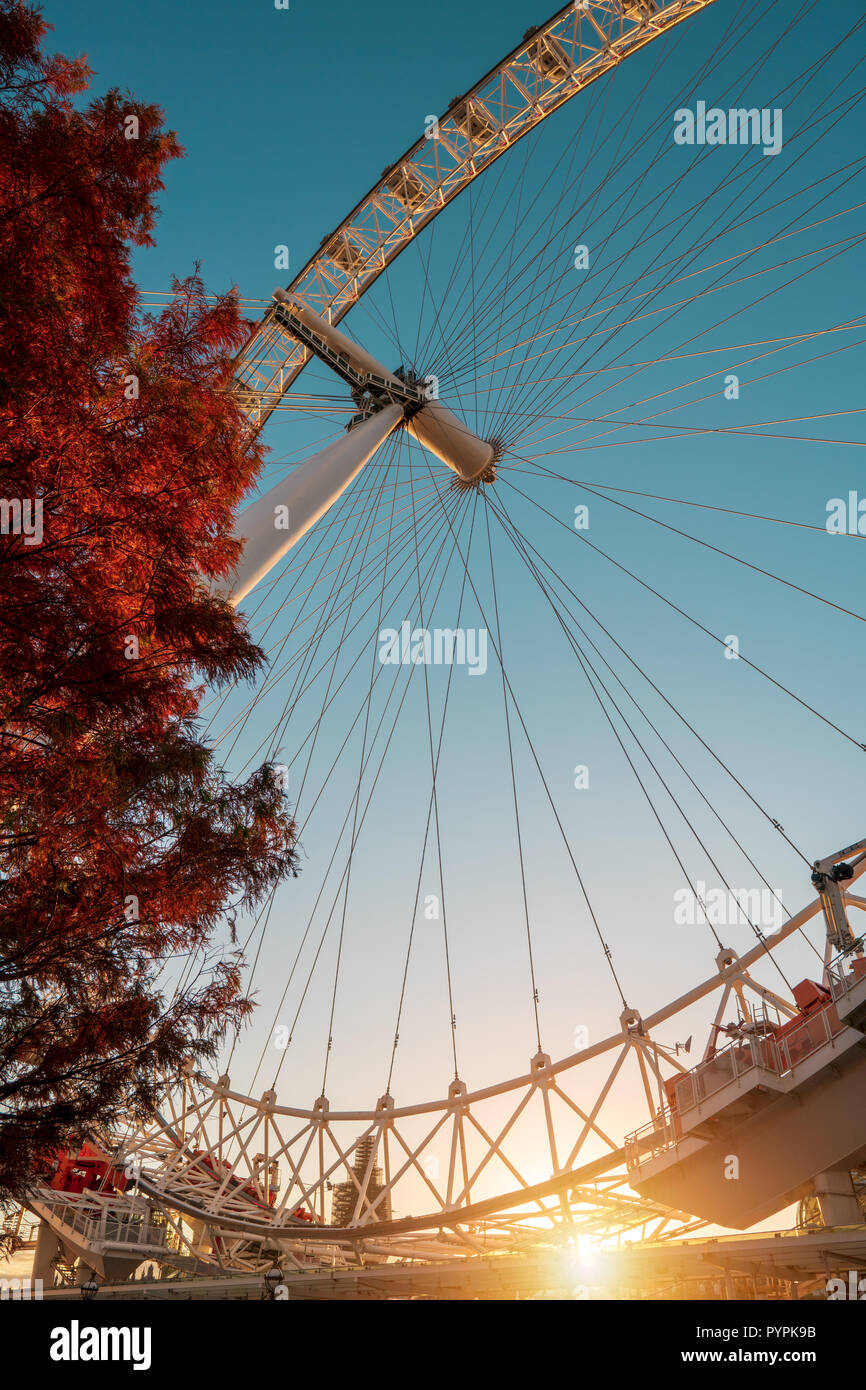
[38,1141,129,1196]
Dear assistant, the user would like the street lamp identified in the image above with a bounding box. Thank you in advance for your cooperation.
[80,1277,98,1302]
[264,1265,283,1300]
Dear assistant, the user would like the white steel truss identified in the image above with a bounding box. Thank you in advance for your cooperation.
[111,854,866,1259]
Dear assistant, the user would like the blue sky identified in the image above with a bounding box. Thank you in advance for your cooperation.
[40,0,866,1217]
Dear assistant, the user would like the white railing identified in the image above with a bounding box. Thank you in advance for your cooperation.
[43,1198,167,1250]
[826,941,866,1006]
[625,998,849,1169]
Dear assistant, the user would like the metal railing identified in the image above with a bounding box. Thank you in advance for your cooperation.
[43,1197,168,1250]
[826,940,866,1005]
[671,1033,774,1115]
[625,996,850,1170]
[624,1115,680,1168]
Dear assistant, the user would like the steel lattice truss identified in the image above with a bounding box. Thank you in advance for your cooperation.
[234,0,718,426]
[124,1062,686,1264]
[112,864,866,1262]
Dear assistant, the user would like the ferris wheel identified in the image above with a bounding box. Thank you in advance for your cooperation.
[30,0,866,1279]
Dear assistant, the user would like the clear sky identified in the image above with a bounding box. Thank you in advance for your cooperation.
[40,0,866,1224]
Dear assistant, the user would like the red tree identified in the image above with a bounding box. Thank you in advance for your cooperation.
[0,1,298,1199]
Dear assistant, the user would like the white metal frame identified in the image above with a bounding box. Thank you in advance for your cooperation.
[115,853,865,1256]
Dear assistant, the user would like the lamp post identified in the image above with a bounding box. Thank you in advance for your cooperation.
[80,1276,98,1302]
[264,1265,283,1300]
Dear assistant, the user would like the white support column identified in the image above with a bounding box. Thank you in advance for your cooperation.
[31,1220,60,1285]
[223,404,403,607]
[812,1169,862,1227]
[273,288,496,481]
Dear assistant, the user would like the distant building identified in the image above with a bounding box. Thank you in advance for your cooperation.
[331,1135,391,1227]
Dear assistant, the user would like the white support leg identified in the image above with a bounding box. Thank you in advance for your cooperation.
[274,289,495,481]
[224,404,403,607]
[222,293,497,607]
[812,1169,862,1226]
[32,1220,60,1285]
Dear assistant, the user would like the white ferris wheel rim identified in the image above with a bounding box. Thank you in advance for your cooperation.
[234,0,721,426]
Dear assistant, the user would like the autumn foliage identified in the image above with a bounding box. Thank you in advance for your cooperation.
[0,2,298,1199]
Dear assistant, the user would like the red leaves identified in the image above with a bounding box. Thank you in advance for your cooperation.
[0,2,88,100]
[0,2,298,1197]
